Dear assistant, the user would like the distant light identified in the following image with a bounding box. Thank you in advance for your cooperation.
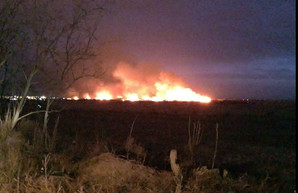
[26,96,38,100]
[40,96,46,100]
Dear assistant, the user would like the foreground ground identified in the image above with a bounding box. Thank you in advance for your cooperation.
[1,99,296,192]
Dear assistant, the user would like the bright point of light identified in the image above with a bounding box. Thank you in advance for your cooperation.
[73,96,79,100]
[39,96,46,100]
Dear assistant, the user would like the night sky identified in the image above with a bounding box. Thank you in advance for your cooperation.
[96,0,296,100]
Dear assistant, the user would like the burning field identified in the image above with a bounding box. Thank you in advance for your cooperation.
[0,0,294,192]
[69,62,211,103]
[0,60,295,192]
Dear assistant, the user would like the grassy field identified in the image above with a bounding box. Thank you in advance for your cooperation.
[1,99,296,192]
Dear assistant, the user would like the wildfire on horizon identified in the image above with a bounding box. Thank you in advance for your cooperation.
[71,62,212,103]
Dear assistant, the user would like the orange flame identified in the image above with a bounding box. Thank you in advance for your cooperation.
[73,96,79,100]
[84,93,91,100]
[95,90,113,100]
[72,62,211,103]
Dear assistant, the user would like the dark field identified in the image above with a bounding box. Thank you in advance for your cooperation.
[24,99,296,192]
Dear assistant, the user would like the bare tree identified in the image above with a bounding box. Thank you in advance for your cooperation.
[22,0,107,96]
[0,0,25,98]
[0,0,108,98]
[0,0,109,128]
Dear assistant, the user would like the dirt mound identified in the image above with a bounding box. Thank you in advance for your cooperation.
[77,153,175,193]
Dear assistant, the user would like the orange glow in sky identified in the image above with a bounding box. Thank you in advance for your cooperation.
[71,62,211,103]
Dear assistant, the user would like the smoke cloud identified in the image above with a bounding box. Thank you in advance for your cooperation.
[67,54,211,103]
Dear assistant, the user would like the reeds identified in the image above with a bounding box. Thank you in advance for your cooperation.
[211,123,219,169]
[125,116,146,163]
[187,116,203,162]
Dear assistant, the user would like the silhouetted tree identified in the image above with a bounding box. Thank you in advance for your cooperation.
[0,0,108,98]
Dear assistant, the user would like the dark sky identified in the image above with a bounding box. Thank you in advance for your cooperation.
[97,0,296,100]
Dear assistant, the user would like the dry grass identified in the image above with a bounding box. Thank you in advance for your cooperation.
[124,116,147,163]
[0,104,287,193]
[0,110,24,188]
[1,110,176,193]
